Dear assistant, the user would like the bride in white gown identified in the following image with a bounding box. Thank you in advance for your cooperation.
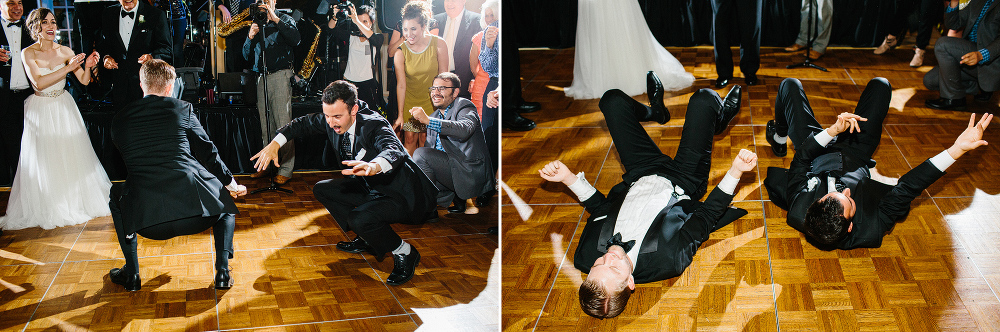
[0,8,111,230]
[565,0,695,99]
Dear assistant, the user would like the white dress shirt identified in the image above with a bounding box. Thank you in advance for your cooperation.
[443,11,463,72]
[2,17,30,90]
[120,6,138,51]
[567,172,741,272]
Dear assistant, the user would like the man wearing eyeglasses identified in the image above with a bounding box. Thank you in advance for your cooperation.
[408,72,493,214]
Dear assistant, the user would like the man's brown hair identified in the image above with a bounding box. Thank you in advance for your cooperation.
[579,277,632,319]
[140,59,176,94]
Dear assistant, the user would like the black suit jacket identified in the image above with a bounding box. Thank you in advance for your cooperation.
[111,96,238,234]
[573,178,748,284]
[764,134,945,250]
[945,0,1000,91]
[434,9,481,98]
[277,102,438,216]
[96,2,172,105]
[0,23,33,90]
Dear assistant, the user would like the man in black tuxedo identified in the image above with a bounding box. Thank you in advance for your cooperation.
[711,0,762,88]
[538,77,750,319]
[409,72,494,214]
[763,77,993,250]
[0,0,31,185]
[252,81,438,286]
[434,0,481,99]
[97,0,172,110]
[924,0,1000,111]
[109,60,247,291]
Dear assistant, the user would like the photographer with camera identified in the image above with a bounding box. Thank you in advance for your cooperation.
[328,3,386,119]
[243,0,300,185]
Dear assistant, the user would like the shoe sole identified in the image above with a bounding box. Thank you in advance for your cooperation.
[386,255,420,286]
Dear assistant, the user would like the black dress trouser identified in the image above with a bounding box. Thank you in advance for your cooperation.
[598,88,722,201]
[711,0,762,79]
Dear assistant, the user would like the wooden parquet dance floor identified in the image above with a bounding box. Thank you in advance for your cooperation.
[502,46,1000,331]
[0,172,498,331]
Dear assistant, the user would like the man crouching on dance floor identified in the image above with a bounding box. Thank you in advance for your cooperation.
[252,81,439,286]
[109,59,248,291]
[538,78,755,318]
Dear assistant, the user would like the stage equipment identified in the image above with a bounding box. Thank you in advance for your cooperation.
[787,0,828,72]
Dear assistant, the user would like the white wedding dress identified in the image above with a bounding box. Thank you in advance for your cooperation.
[565,0,696,100]
[0,64,112,230]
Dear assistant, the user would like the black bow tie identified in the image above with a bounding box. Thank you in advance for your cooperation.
[6,20,23,28]
[121,10,135,19]
[606,232,636,253]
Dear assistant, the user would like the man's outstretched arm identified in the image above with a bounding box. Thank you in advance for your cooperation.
[879,113,993,224]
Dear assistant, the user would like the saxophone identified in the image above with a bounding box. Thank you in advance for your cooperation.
[298,20,323,80]
[217,8,252,37]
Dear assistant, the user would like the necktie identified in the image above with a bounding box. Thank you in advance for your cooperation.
[6,20,23,28]
[606,232,636,253]
[121,10,135,19]
[340,133,353,161]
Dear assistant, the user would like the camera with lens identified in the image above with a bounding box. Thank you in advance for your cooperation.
[253,0,269,23]
[334,0,352,20]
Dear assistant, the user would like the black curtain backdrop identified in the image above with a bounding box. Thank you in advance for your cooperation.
[510,0,902,49]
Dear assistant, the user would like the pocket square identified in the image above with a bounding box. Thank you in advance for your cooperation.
[355,148,366,160]
[593,215,607,221]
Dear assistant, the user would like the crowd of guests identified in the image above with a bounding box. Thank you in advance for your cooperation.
[0,0,501,288]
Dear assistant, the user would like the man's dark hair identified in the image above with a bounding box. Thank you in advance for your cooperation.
[579,277,632,319]
[322,80,358,108]
[804,197,851,245]
[435,72,461,90]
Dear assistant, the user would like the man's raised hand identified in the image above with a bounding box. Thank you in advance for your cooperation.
[828,112,867,136]
[948,113,993,159]
[538,160,576,186]
[728,149,757,178]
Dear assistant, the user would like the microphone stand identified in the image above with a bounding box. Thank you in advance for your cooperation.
[787,0,828,72]
[250,12,294,195]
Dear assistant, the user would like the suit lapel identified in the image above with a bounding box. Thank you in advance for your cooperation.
[128,2,144,54]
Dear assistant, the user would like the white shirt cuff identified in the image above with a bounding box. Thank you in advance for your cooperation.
[718,173,741,195]
[273,133,288,147]
[373,157,392,174]
[566,172,597,201]
[929,150,957,172]
[814,130,835,147]
[225,179,239,191]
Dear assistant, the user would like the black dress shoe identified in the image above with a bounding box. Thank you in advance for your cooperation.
[109,267,141,291]
[386,247,420,286]
[715,85,742,135]
[975,91,994,102]
[423,209,440,223]
[715,77,732,89]
[647,71,669,124]
[515,101,541,113]
[765,120,788,157]
[447,198,466,214]
[925,97,967,111]
[215,268,233,289]
[336,236,373,254]
[475,190,495,207]
[745,75,759,86]
[504,113,536,131]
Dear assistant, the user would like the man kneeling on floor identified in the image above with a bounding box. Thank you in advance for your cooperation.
[538,80,754,318]
[252,81,439,286]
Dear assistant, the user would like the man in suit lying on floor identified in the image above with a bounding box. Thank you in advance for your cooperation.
[763,77,993,250]
[538,74,752,319]
[252,81,438,286]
